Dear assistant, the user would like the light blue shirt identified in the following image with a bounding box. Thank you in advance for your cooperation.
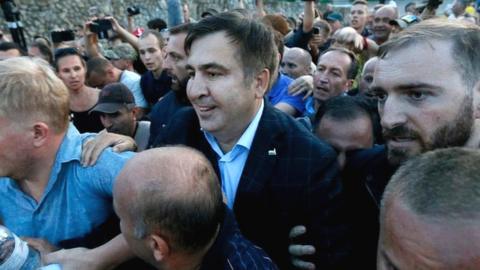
[204,101,264,209]
[120,70,148,108]
[0,124,134,246]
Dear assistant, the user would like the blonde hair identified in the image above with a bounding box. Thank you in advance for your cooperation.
[0,57,69,133]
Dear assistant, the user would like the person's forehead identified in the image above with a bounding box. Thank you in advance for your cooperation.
[352,4,368,12]
[362,60,377,75]
[318,116,373,149]
[57,55,83,68]
[375,8,395,18]
[284,51,303,63]
[139,34,160,49]
[166,33,187,55]
[188,31,239,67]
[319,51,351,70]
[373,40,460,89]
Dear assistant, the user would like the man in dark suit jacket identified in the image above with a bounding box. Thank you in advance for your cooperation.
[54,12,348,270]
[158,13,349,269]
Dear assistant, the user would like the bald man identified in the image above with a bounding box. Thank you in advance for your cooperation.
[358,56,378,96]
[280,47,312,79]
[379,148,480,269]
[113,147,277,269]
[370,6,397,45]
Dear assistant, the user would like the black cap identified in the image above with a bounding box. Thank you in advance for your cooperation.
[90,83,135,114]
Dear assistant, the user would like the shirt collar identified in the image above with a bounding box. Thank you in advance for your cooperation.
[204,100,264,155]
[55,124,86,164]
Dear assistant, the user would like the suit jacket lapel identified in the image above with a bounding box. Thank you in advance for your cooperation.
[234,104,284,208]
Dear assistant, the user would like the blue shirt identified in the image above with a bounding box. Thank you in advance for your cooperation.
[120,70,148,108]
[0,125,134,246]
[268,73,305,115]
[204,101,264,209]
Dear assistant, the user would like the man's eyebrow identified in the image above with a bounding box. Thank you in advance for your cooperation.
[394,82,439,91]
[198,63,229,72]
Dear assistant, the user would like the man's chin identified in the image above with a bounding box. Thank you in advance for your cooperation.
[386,144,422,166]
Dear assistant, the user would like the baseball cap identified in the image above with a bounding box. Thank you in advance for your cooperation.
[326,12,344,22]
[90,83,136,114]
[389,14,420,29]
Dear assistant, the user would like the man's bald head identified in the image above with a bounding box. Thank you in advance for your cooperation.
[373,6,398,44]
[114,146,224,254]
[281,47,312,78]
[359,57,378,94]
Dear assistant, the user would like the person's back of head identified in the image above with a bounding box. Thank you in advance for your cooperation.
[379,147,480,269]
[147,18,167,32]
[261,14,291,36]
[0,42,25,60]
[113,146,225,268]
[29,41,53,65]
[86,57,116,88]
[0,57,69,133]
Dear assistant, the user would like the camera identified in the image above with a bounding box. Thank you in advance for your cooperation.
[127,6,140,16]
[313,27,320,35]
[90,19,112,39]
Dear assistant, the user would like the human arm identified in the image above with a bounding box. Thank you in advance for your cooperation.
[106,16,140,50]
[288,75,314,100]
[22,237,59,256]
[302,0,315,33]
[81,130,137,166]
[84,18,102,59]
[275,103,298,116]
[255,0,267,17]
[43,234,134,270]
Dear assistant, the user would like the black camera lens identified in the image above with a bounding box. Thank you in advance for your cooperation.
[313,27,320,35]
[127,6,140,16]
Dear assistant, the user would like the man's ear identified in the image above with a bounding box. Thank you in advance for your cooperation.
[148,234,170,263]
[32,122,49,147]
[346,79,354,90]
[473,81,480,119]
[131,107,140,121]
[253,68,270,98]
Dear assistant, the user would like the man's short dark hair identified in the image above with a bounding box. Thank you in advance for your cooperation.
[314,95,372,129]
[379,19,480,92]
[0,41,25,55]
[86,56,111,78]
[168,22,194,36]
[147,18,167,32]
[382,148,480,223]
[184,12,279,88]
[139,29,165,48]
[320,47,358,80]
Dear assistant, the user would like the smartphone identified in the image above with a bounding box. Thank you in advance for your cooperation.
[51,30,75,43]
[90,19,112,39]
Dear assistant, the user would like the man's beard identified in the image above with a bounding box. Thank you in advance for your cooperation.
[383,96,473,166]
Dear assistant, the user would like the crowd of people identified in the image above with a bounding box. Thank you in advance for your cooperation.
[1,0,480,269]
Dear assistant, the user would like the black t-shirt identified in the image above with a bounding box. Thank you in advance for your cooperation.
[71,108,104,133]
[140,70,172,107]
